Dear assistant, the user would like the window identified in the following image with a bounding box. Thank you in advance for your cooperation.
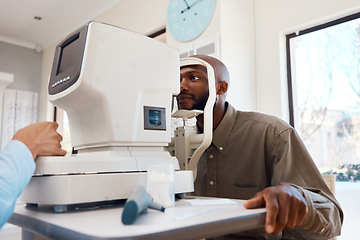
[287,12,360,181]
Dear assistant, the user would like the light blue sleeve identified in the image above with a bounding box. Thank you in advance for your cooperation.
[0,140,35,228]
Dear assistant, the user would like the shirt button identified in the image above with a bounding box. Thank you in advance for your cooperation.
[219,146,223,151]
[209,154,214,159]
[209,181,214,186]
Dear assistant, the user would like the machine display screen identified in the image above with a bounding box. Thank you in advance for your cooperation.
[144,106,166,131]
[149,110,162,126]
[57,33,80,75]
[48,24,87,95]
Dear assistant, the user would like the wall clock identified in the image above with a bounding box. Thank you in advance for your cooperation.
[167,0,216,42]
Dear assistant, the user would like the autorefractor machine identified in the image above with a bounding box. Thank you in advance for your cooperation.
[20,22,215,212]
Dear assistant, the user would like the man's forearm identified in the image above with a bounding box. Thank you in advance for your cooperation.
[294,188,343,239]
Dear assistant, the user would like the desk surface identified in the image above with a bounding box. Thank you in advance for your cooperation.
[10,197,266,240]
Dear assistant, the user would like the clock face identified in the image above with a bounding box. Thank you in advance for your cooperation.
[167,0,216,42]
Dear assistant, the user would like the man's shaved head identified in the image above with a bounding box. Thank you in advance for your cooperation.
[188,55,230,87]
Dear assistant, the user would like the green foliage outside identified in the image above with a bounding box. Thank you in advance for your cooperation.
[323,164,360,182]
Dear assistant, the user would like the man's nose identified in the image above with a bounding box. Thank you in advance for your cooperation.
[180,78,189,91]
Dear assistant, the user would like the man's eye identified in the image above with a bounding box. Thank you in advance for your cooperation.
[190,76,199,81]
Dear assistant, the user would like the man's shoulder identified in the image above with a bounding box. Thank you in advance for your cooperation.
[235,110,293,133]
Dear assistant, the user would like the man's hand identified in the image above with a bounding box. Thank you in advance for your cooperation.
[12,122,67,159]
[243,184,308,235]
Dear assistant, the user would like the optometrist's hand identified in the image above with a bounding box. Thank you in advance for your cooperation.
[243,184,308,235]
[12,122,67,159]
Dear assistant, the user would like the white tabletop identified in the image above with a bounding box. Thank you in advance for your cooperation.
[10,197,266,240]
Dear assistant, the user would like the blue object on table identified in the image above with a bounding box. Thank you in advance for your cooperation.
[122,185,165,225]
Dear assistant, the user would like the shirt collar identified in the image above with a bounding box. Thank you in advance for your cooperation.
[212,102,237,153]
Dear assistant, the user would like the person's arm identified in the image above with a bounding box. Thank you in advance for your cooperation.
[12,122,67,159]
[244,128,343,239]
[290,184,343,239]
[0,140,34,228]
[244,184,308,235]
[0,122,66,228]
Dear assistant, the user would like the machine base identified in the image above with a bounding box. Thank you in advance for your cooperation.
[20,171,194,212]
[25,199,129,213]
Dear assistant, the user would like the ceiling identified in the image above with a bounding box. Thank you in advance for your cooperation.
[0,0,122,51]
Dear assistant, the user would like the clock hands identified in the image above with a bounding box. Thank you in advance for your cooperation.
[183,0,190,9]
[181,0,202,14]
[188,0,202,9]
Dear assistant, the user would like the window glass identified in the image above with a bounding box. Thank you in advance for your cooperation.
[289,17,360,181]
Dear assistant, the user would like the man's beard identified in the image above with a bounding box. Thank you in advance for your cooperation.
[192,91,209,110]
[177,91,209,111]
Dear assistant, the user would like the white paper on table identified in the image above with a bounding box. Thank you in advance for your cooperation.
[184,198,239,207]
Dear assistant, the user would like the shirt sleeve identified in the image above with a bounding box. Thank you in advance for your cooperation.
[270,128,343,239]
[0,140,35,228]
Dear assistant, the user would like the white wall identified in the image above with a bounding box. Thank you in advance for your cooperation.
[255,0,360,120]
[39,45,55,121]
[94,0,168,35]
[0,42,42,122]
[0,42,42,93]
[219,0,256,112]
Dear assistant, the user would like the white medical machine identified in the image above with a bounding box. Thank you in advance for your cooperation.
[20,22,195,212]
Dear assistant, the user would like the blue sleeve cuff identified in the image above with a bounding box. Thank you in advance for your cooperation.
[0,140,35,228]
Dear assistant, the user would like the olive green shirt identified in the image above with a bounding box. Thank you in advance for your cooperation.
[194,103,343,240]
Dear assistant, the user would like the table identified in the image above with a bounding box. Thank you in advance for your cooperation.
[9,197,266,240]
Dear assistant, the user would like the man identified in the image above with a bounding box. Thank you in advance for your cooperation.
[177,55,343,239]
[0,122,66,228]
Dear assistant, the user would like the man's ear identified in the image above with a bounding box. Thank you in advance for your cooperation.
[216,81,228,95]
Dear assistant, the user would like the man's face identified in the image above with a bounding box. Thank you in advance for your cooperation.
[177,65,209,110]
